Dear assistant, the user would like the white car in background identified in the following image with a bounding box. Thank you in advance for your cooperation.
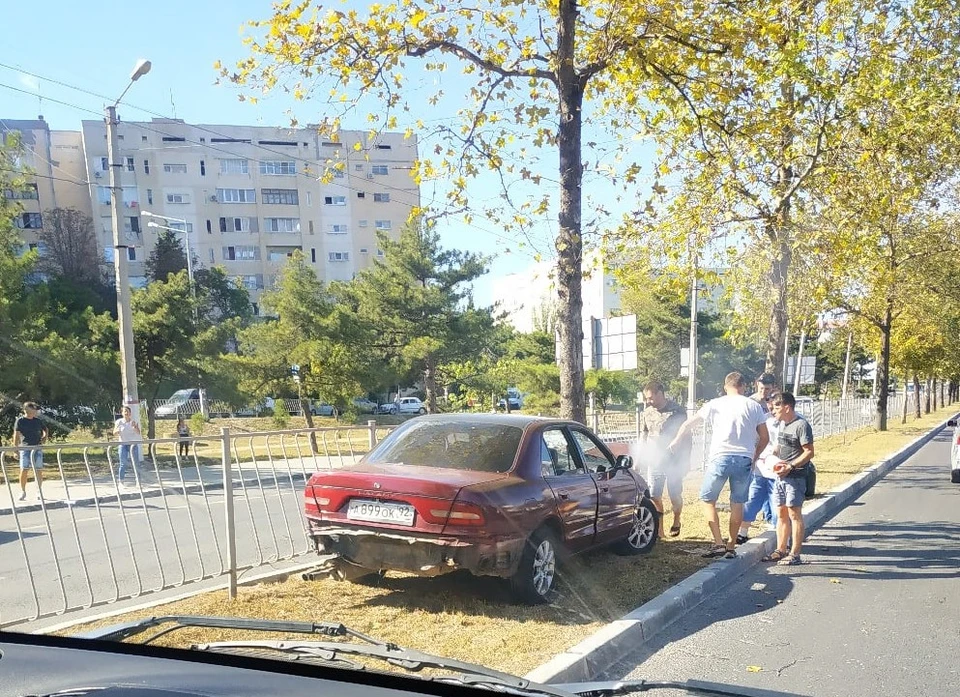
[379,397,427,415]
[949,418,960,483]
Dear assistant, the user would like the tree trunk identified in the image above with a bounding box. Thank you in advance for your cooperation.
[146,400,156,440]
[300,398,319,454]
[423,356,438,413]
[924,377,931,414]
[554,0,586,424]
[766,237,791,384]
[913,373,922,419]
[874,304,892,431]
[901,372,909,424]
[933,378,939,411]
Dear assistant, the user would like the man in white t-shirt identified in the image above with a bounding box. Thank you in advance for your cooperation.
[669,372,769,559]
[113,406,143,487]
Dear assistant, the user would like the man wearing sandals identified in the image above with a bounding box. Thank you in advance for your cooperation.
[762,392,815,566]
[669,372,769,559]
[637,381,690,538]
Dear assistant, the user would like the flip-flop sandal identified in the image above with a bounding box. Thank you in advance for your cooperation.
[778,554,802,566]
[669,523,681,537]
[762,550,788,563]
[701,544,727,558]
[723,548,737,559]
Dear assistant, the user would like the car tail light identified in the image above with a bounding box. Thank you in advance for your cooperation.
[429,502,486,526]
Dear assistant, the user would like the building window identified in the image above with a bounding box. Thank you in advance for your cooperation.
[375,220,392,230]
[125,157,135,172]
[206,219,212,234]
[373,193,390,202]
[324,196,346,205]
[308,220,314,234]
[127,247,137,261]
[141,136,148,143]
[222,245,259,261]
[328,251,350,262]
[220,158,249,174]
[321,141,340,147]
[376,144,392,150]
[166,193,190,204]
[357,192,365,199]
[128,217,140,234]
[15,213,43,229]
[333,169,345,179]
[311,248,316,263]
[306,191,311,206]
[143,159,150,174]
[200,160,206,176]
[3,183,39,200]
[360,247,368,253]
[261,188,299,205]
[264,217,300,233]
[377,249,385,257]
[220,216,256,233]
[330,224,348,233]
[209,248,215,262]
[252,302,259,316]
[259,160,296,175]
[237,274,263,290]
[99,156,109,172]
[371,165,389,175]
[163,163,188,174]
[358,219,368,227]
[216,188,256,203]
[355,164,364,171]
[146,189,153,205]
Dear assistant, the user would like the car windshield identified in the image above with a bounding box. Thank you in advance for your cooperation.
[3,2,959,696]
[365,420,523,473]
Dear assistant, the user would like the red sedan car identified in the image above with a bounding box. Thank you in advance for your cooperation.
[304,414,658,603]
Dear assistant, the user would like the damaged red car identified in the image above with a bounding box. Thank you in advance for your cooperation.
[303,414,658,603]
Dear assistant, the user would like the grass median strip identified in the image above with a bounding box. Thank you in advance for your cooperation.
[63,409,953,676]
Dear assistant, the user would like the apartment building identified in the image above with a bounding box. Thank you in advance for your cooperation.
[1,117,93,255]
[3,115,419,312]
[78,118,419,311]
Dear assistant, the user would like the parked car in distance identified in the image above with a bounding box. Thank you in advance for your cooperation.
[378,397,427,415]
[311,402,338,417]
[155,389,200,418]
[303,414,658,603]
[352,397,378,414]
[497,387,524,411]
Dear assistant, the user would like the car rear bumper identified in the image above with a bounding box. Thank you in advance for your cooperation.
[306,520,525,578]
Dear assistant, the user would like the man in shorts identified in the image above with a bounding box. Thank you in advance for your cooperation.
[670,372,769,558]
[762,392,815,566]
[636,381,690,537]
[13,402,48,501]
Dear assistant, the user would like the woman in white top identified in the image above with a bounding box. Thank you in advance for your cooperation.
[114,406,143,485]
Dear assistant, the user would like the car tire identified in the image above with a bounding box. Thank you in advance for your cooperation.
[509,527,561,604]
[614,498,659,556]
[418,407,426,414]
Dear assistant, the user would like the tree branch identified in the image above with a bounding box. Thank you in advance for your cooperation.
[406,39,554,83]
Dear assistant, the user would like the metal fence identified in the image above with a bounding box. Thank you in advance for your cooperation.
[0,422,394,628]
[594,395,921,469]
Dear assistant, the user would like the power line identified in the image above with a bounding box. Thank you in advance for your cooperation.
[0,117,90,186]
[0,167,89,185]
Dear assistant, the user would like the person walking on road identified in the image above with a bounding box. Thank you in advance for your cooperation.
[114,406,143,487]
[670,372,769,559]
[635,381,690,538]
[13,402,48,501]
[176,418,191,458]
[761,392,815,566]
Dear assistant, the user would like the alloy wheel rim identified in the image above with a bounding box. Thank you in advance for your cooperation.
[628,506,655,548]
[532,539,556,596]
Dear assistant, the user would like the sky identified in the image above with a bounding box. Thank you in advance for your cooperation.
[0,0,652,307]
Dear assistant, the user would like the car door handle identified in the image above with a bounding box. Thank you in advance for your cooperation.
[558,492,570,500]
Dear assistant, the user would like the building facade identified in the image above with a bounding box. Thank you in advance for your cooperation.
[4,116,419,312]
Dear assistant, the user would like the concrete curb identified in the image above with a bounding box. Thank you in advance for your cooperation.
[526,413,958,684]
[0,472,308,516]
[29,558,323,636]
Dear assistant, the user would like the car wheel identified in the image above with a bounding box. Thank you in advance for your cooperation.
[509,527,561,604]
[418,407,426,414]
[615,498,660,556]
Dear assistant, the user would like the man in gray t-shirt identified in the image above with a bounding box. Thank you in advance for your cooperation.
[761,392,815,566]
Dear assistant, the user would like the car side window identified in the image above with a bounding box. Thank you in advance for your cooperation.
[569,430,614,473]
[541,428,583,476]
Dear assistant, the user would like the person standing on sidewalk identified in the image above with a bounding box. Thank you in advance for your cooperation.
[176,418,191,458]
[762,392,815,566]
[636,381,690,537]
[737,372,780,544]
[669,372,769,559]
[13,402,48,501]
[114,406,143,487]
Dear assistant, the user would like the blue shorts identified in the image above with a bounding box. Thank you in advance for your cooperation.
[699,454,753,504]
[19,449,44,470]
[650,469,685,509]
[773,476,807,508]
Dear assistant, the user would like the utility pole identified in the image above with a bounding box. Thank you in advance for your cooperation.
[107,105,140,428]
[841,332,853,401]
[793,329,807,393]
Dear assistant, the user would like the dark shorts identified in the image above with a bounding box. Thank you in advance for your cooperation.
[773,476,807,508]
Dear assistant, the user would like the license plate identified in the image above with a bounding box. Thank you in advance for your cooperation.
[347,499,416,526]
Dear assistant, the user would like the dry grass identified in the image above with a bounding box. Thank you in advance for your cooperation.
[62,408,954,676]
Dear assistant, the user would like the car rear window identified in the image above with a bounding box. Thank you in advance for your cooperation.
[366,421,524,473]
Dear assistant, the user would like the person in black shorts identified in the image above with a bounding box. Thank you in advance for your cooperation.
[13,402,48,501]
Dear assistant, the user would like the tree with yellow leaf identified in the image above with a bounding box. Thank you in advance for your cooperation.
[221,0,751,422]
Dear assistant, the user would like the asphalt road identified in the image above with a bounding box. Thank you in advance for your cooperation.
[602,427,960,697]
[0,478,310,628]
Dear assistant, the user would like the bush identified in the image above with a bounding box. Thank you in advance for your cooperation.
[189,411,207,436]
[272,400,290,428]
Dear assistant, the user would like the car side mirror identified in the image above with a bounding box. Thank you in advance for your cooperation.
[615,454,633,470]
[949,420,957,427]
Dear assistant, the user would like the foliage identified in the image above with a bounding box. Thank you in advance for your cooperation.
[584,369,637,410]
[272,398,290,429]
[189,410,207,435]
[145,228,188,283]
[37,207,106,286]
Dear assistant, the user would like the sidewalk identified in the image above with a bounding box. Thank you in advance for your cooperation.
[0,453,360,516]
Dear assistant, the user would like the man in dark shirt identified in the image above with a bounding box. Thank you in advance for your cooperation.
[637,381,690,537]
[13,402,48,501]
[761,392,814,566]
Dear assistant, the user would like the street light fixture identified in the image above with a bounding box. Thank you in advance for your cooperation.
[108,59,151,429]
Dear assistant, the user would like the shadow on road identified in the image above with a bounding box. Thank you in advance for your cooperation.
[0,529,45,544]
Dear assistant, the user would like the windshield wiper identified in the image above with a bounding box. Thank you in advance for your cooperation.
[555,679,810,697]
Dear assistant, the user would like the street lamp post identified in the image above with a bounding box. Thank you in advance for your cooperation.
[109,59,151,429]
[142,211,206,417]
